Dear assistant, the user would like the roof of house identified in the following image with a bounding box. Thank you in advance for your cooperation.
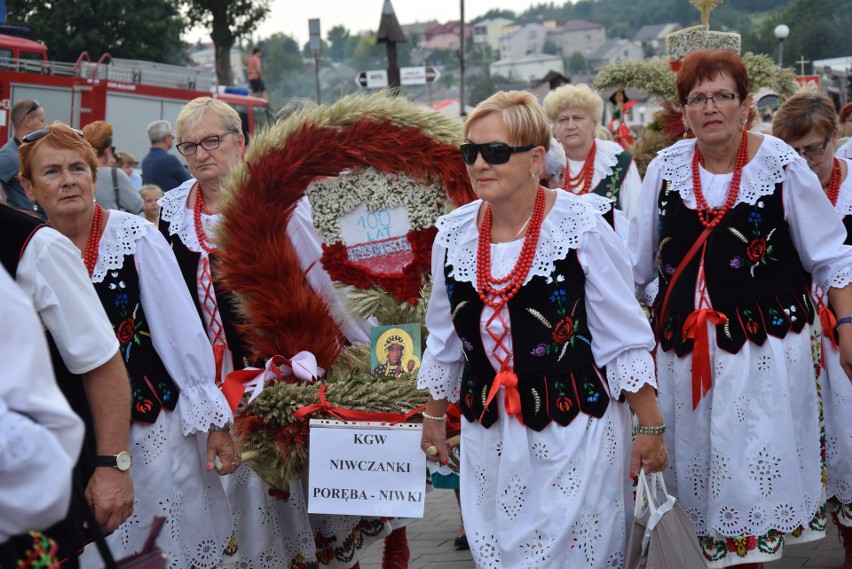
[633,23,680,42]
[422,20,471,41]
[555,19,605,33]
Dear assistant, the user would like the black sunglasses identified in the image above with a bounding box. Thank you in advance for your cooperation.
[21,126,85,144]
[460,142,535,165]
[26,100,40,116]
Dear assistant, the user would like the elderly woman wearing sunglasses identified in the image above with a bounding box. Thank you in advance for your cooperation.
[772,92,852,568]
[418,90,667,568]
[542,83,643,219]
[18,123,238,568]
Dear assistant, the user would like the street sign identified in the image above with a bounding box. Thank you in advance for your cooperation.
[399,66,441,86]
[355,70,389,88]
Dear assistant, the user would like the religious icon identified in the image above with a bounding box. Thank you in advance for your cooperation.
[370,323,422,378]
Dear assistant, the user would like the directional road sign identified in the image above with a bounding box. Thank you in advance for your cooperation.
[355,69,389,88]
[399,66,441,85]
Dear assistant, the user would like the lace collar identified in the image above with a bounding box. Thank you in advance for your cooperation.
[92,210,150,283]
[436,190,601,286]
[656,134,798,208]
[158,178,217,253]
[836,158,852,217]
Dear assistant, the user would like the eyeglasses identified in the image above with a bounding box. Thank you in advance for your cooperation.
[791,138,829,158]
[21,126,84,143]
[460,142,535,165]
[176,130,236,156]
[683,93,740,108]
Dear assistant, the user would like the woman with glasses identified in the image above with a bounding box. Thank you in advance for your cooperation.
[159,97,390,568]
[541,84,643,219]
[772,91,852,569]
[835,102,852,159]
[629,49,852,568]
[17,123,238,568]
[419,90,667,568]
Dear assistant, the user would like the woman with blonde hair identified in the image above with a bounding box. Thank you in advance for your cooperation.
[419,90,667,567]
[543,83,643,217]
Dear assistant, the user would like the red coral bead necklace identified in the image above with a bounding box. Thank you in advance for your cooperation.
[82,204,105,277]
[562,139,596,194]
[477,185,546,310]
[193,183,217,253]
[825,157,842,206]
[692,129,749,229]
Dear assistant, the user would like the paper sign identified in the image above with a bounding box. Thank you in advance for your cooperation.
[308,420,426,518]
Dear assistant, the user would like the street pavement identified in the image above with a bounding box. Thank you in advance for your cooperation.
[357,490,846,568]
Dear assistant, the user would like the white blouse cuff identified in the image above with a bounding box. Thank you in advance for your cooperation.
[178,383,233,436]
[417,357,464,403]
[824,262,852,292]
[605,347,657,400]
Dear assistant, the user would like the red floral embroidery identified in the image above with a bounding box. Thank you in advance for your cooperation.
[116,317,135,344]
[552,316,575,344]
[745,238,767,262]
[135,399,153,414]
[555,395,573,412]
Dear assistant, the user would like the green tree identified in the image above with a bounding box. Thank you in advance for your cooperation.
[327,25,352,63]
[260,33,314,105]
[6,0,188,64]
[567,51,587,74]
[184,0,271,85]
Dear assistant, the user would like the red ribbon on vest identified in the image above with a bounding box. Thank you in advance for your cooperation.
[293,384,425,424]
[683,309,728,409]
[480,369,523,423]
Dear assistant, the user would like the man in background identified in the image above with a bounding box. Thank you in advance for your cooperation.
[0,99,46,218]
[141,120,190,192]
[246,47,268,100]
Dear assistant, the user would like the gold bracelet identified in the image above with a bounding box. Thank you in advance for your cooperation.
[635,423,666,436]
[422,412,447,422]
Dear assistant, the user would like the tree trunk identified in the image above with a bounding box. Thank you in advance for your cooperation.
[210,3,235,86]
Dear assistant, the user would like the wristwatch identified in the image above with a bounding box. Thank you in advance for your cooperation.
[95,451,132,472]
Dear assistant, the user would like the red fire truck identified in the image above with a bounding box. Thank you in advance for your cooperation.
[0,33,271,161]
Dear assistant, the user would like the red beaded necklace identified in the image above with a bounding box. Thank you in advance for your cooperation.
[83,204,105,277]
[692,129,749,229]
[193,183,217,253]
[476,186,546,310]
[825,157,842,206]
[562,139,596,194]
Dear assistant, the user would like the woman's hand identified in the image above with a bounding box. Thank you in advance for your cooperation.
[207,430,240,476]
[421,417,448,465]
[630,433,669,476]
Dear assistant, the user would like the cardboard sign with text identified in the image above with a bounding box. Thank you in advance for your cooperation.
[307,420,426,517]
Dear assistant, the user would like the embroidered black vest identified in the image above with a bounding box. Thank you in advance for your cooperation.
[653,180,814,355]
[159,219,254,371]
[93,255,179,423]
[590,150,633,204]
[0,204,95,559]
[445,250,609,431]
[843,215,852,245]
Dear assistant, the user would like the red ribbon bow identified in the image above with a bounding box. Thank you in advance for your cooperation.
[818,306,839,352]
[683,309,728,409]
[480,368,523,424]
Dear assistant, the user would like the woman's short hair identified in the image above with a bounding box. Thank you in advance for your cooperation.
[115,151,136,168]
[139,183,163,198]
[772,91,838,143]
[19,122,98,183]
[175,97,242,142]
[676,49,749,107]
[464,90,551,151]
[839,102,852,124]
[542,84,604,124]
[81,120,113,157]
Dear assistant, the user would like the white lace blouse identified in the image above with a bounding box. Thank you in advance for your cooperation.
[418,190,657,403]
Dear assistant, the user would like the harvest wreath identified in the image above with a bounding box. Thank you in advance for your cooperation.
[214,92,475,490]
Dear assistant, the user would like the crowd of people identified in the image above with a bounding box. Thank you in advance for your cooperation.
[1,45,851,569]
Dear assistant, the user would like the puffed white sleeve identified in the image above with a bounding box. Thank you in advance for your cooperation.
[782,157,852,290]
[0,269,84,541]
[287,197,374,345]
[417,240,465,402]
[17,228,119,374]
[619,159,644,220]
[578,217,657,398]
[628,158,664,289]
[134,225,232,434]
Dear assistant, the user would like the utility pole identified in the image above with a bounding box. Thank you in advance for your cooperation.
[459,0,466,117]
[377,0,406,96]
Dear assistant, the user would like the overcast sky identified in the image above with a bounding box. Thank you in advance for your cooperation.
[186,0,548,45]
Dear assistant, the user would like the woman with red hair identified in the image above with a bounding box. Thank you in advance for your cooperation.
[835,102,852,159]
[630,49,852,568]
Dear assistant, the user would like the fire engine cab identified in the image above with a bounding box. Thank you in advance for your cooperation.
[0,33,271,161]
